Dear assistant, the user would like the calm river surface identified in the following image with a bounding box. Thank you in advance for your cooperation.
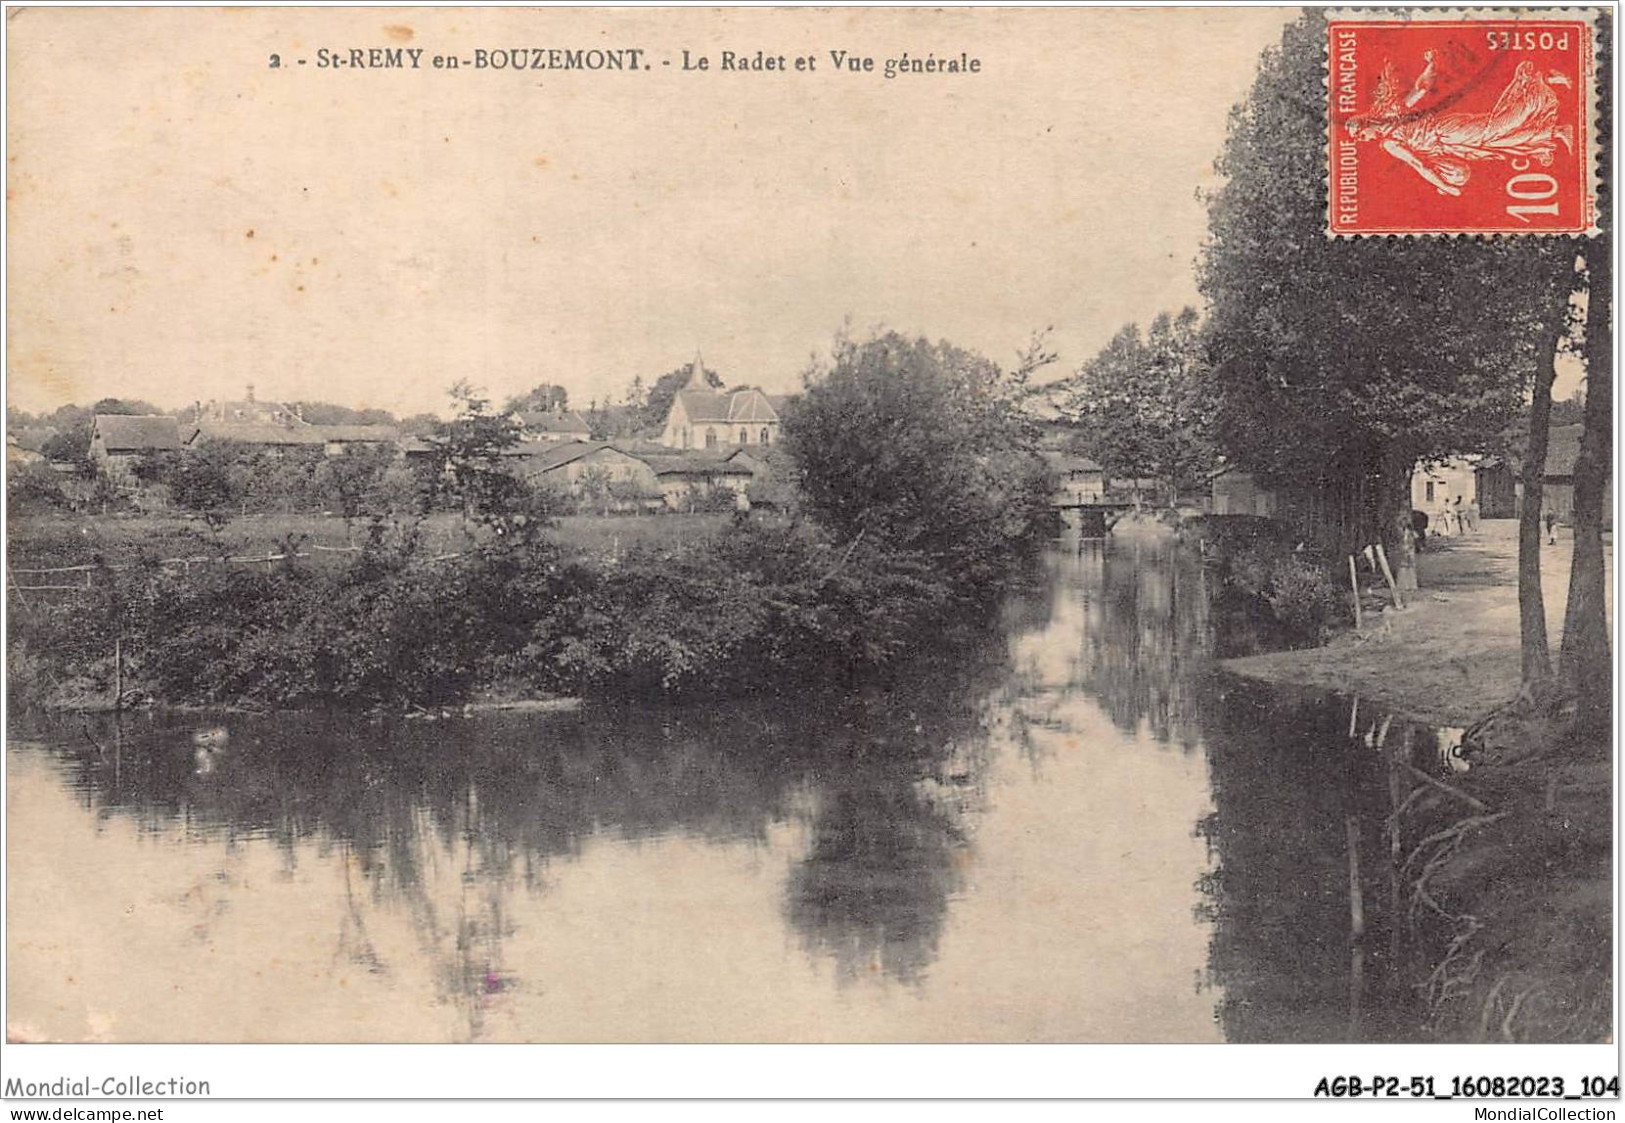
[7,539,1465,1042]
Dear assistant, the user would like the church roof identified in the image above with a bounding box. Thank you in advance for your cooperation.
[726,389,778,423]
[675,388,780,425]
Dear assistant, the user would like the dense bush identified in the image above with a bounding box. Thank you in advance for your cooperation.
[10,510,993,709]
[136,444,405,520]
[782,332,1052,607]
[6,463,73,515]
[1218,540,1347,646]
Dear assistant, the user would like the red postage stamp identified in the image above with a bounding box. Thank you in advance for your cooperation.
[1327,10,1598,236]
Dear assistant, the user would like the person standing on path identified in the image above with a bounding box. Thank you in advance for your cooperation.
[1436,497,1455,537]
[1545,510,1558,545]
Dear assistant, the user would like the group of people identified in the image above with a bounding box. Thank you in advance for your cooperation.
[1413,494,1567,550]
[1410,494,1480,552]
[1431,495,1479,537]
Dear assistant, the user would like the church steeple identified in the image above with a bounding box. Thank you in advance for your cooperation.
[682,350,710,391]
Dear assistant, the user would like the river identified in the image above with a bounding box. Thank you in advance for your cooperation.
[6,538,1469,1043]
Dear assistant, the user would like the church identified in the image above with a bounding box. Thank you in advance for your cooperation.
[659,355,785,450]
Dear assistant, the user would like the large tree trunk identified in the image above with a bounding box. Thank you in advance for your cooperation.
[1560,240,1612,734]
[1559,17,1612,733]
[1379,446,1418,593]
[1518,315,1563,687]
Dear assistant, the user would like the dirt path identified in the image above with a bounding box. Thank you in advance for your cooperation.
[1221,520,1609,726]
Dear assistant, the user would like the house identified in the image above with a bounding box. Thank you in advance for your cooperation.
[659,355,783,450]
[1411,457,1478,512]
[308,424,401,457]
[1471,425,1609,523]
[89,414,182,478]
[1539,423,1611,522]
[524,442,663,510]
[1041,451,1105,506]
[639,451,756,510]
[186,419,327,453]
[1474,457,1519,519]
[514,405,593,443]
[1209,465,1277,517]
[186,389,397,456]
[193,386,303,427]
[510,439,762,512]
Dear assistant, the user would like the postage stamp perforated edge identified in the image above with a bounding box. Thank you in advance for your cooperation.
[1322,7,1602,238]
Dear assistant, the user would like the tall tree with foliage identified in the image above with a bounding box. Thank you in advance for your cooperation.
[1200,10,1575,603]
[1063,308,1215,501]
[1559,10,1612,735]
[781,331,1052,602]
[426,381,525,525]
[503,383,570,415]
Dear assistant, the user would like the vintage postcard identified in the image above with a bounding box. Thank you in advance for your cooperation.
[2,3,1615,1106]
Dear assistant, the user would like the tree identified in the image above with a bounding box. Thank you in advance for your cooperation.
[623,375,648,412]
[426,381,525,525]
[159,442,237,521]
[573,465,609,516]
[88,397,162,417]
[1559,10,1613,735]
[1516,293,1575,685]
[291,401,396,426]
[6,462,69,514]
[780,330,1052,601]
[503,383,570,415]
[1199,10,1575,604]
[397,412,442,437]
[1550,388,1586,427]
[312,444,396,526]
[1063,308,1215,502]
[40,422,94,475]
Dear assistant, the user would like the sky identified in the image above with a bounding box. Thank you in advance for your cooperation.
[6,7,1301,418]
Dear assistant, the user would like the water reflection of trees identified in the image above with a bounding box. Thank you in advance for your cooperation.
[20,666,1003,1035]
[1193,679,1461,1042]
[785,768,970,984]
[1072,541,1211,749]
[1041,540,1455,1041]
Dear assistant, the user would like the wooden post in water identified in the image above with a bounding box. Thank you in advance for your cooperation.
[114,635,123,710]
[1387,726,1406,964]
[1347,813,1365,1039]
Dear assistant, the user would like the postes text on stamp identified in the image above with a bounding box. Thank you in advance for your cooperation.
[1327,11,1597,236]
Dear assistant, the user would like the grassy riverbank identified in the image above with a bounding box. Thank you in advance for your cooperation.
[7,510,730,573]
[1219,519,1611,1042]
[1221,520,1605,726]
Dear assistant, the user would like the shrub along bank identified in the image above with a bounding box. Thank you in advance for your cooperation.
[9,511,1042,711]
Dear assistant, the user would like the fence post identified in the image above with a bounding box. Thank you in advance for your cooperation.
[1348,555,1362,630]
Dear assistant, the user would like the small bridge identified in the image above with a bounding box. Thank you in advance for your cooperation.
[1053,501,1137,538]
